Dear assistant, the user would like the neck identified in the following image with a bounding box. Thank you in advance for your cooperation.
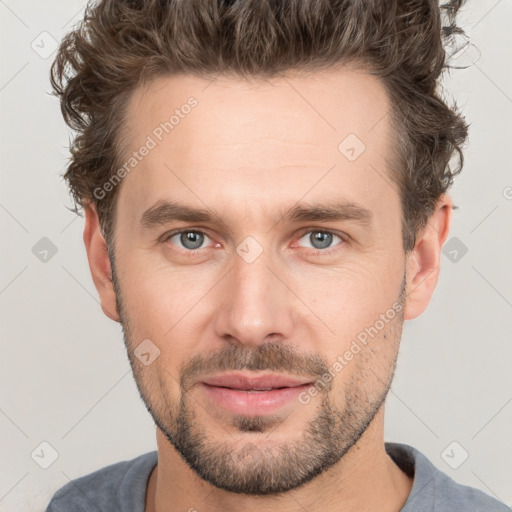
[145,408,413,512]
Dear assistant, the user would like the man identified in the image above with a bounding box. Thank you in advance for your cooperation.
[46,0,509,511]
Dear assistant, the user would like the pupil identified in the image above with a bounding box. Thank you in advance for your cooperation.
[311,232,332,249]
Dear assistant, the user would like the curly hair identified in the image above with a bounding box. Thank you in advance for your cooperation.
[50,0,470,253]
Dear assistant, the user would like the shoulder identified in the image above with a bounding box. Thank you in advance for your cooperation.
[45,451,158,512]
[386,442,510,512]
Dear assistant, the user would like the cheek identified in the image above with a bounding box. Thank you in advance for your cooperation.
[118,270,201,404]
[293,256,402,340]
[289,258,404,394]
[317,314,403,411]
[116,258,223,375]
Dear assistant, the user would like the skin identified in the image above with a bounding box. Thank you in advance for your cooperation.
[83,65,452,512]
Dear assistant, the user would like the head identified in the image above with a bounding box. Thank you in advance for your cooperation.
[51,0,469,495]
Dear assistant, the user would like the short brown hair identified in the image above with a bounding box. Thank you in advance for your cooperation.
[50,0,469,253]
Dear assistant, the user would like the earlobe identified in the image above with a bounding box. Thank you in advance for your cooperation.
[403,194,453,321]
[83,204,120,322]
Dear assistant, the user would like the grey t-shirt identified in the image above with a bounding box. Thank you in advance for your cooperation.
[46,442,510,511]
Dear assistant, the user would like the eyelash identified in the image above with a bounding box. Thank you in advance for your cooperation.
[162,228,346,256]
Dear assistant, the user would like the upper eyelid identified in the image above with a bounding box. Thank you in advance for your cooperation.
[295,227,345,239]
[164,228,213,242]
[163,229,216,251]
[294,229,345,249]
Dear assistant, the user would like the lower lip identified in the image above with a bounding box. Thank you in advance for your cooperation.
[200,383,312,416]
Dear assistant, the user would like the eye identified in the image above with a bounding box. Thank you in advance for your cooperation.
[163,228,345,254]
[296,230,344,252]
[165,230,212,251]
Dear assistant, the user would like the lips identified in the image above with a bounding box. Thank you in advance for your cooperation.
[199,372,315,416]
[201,372,313,391]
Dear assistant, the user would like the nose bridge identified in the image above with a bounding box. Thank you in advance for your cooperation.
[214,246,294,346]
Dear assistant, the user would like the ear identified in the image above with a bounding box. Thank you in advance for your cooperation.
[403,194,453,320]
[83,204,120,322]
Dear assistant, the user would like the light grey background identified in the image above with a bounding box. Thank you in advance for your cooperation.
[1,1,511,511]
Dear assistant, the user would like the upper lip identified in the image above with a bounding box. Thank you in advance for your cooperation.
[201,372,313,390]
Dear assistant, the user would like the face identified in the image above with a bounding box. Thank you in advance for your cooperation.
[107,66,409,494]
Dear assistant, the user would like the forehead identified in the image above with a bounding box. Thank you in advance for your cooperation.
[123,66,392,154]
[116,66,397,228]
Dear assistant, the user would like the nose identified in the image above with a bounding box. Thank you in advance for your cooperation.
[213,247,297,348]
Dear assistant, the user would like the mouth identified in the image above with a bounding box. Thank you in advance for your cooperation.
[199,372,314,416]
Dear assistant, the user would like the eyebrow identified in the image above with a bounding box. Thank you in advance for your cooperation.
[140,198,373,231]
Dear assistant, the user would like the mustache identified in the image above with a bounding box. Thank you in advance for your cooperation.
[179,342,330,392]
